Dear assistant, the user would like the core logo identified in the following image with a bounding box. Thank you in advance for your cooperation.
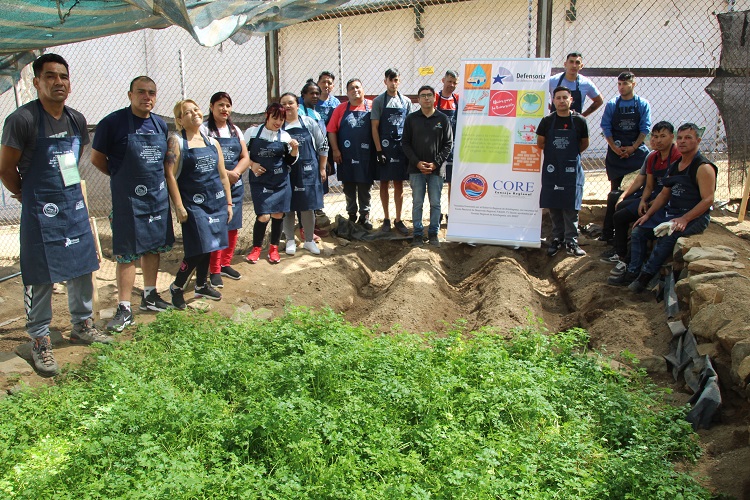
[135,185,148,196]
[460,174,488,201]
[192,194,205,204]
[43,203,59,217]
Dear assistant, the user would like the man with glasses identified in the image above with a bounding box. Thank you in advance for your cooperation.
[401,86,453,247]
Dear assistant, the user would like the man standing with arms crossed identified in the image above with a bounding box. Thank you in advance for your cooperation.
[402,85,453,247]
[0,54,111,376]
[371,68,411,234]
[547,52,603,117]
[91,76,173,332]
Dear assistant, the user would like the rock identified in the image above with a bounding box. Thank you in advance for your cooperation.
[0,296,5,304]
[731,338,750,377]
[689,304,733,341]
[668,320,687,337]
[673,237,702,263]
[688,259,746,274]
[689,284,723,315]
[675,278,692,304]
[639,355,668,373]
[683,246,737,263]
[99,307,116,320]
[231,304,254,322]
[697,342,720,359]
[0,352,33,376]
[252,308,274,320]
[738,357,750,383]
[716,322,750,353]
[688,271,742,288]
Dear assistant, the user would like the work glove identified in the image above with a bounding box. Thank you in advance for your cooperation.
[653,221,674,238]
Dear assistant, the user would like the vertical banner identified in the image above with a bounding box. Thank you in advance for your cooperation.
[447,58,551,247]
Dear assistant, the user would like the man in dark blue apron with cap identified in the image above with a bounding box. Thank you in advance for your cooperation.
[0,54,111,377]
[372,68,411,234]
[600,71,652,242]
[92,76,173,333]
[537,86,590,257]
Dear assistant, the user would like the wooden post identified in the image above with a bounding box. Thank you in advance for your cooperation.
[739,167,750,222]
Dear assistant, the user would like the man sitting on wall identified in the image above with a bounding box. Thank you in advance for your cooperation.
[609,123,717,293]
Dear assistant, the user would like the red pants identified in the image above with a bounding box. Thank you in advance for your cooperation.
[209,229,238,274]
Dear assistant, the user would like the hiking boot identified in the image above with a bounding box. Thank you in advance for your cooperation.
[268,244,281,264]
[303,241,321,255]
[628,272,655,293]
[195,283,222,301]
[140,289,170,312]
[220,266,241,280]
[32,336,58,376]
[608,270,638,286]
[358,214,373,231]
[394,220,409,235]
[170,283,186,310]
[107,304,134,332]
[381,218,392,232]
[210,273,224,288]
[610,261,627,276]
[547,238,561,257]
[428,234,441,247]
[71,318,113,344]
[246,246,262,264]
[412,235,424,247]
[285,239,297,255]
[348,213,357,222]
[567,242,586,257]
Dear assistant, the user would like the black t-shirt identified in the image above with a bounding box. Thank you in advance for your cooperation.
[1,100,89,176]
[536,112,589,143]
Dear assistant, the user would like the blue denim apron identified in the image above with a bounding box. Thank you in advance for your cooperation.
[210,128,244,231]
[436,93,458,165]
[555,74,583,114]
[20,101,99,285]
[177,131,228,257]
[376,92,410,181]
[337,101,374,184]
[539,113,584,210]
[284,118,323,211]
[111,112,173,255]
[248,125,292,215]
[605,96,649,180]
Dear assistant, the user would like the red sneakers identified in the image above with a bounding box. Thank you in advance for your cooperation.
[267,244,281,264]
[246,246,262,263]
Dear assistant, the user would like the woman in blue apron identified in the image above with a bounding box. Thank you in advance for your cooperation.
[280,92,328,255]
[201,92,250,288]
[605,95,649,189]
[245,103,299,264]
[539,89,588,257]
[165,99,233,309]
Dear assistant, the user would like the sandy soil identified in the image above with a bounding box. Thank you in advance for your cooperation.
[0,207,749,498]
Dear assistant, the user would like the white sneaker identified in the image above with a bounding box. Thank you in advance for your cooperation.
[303,241,320,255]
[285,239,296,255]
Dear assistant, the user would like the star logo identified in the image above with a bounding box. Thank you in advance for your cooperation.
[493,73,508,85]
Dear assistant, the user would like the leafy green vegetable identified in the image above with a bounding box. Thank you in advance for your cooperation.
[0,309,708,499]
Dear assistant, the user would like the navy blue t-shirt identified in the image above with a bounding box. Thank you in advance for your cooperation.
[92,107,168,176]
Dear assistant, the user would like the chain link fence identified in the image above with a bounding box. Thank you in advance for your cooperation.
[0,0,747,273]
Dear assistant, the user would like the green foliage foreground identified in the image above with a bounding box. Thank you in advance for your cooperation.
[0,309,708,499]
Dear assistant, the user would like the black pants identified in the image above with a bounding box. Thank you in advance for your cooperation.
[613,201,640,261]
[175,253,210,289]
[343,182,372,218]
[601,189,623,240]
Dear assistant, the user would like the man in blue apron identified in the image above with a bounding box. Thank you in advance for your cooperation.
[610,123,717,293]
[91,76,173,333]
[537,86,590,257]
[600,72,652,242]
[315,71,341,222]
[0,54,111,377]
[327,78,375,230]
[435,70,460,222]
[547,52,603,117]
[372,68,411,234]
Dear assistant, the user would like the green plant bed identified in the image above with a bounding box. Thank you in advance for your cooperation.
[0,309,708,499]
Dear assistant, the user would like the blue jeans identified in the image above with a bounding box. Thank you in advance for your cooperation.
[410,173,443,237]
[627,213,710,276]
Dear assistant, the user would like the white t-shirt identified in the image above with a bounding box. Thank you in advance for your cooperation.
[200,122,245,142]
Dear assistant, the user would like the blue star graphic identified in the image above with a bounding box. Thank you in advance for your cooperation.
[493,74,507,85]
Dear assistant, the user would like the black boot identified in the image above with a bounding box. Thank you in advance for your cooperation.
[628,272,655,293]
[608,270,638,286]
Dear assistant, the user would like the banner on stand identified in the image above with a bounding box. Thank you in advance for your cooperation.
[446,58,551,247]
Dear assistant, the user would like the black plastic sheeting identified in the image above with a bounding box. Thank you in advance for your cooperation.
[664,321,722,430]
